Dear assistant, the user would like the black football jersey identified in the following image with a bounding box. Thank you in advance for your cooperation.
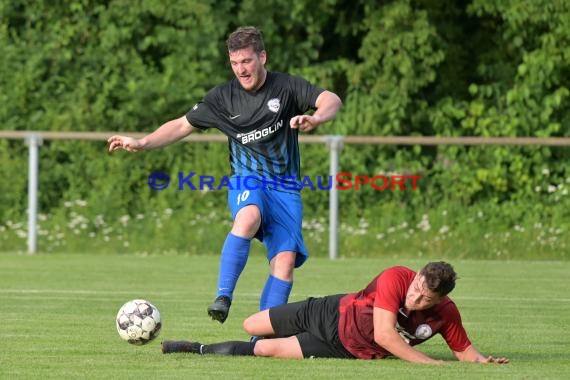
[185,72,323,186]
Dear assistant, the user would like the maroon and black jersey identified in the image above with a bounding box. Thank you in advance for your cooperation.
[338,266,471,359]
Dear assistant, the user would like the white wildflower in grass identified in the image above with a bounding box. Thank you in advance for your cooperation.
[119,215,130,227]
[9,222,22,230]
[542,168,550,176]
[103,236,110,242]
[376,233,385,239]
[477,211,484,218]
[75,200,87,207]
[514,225,525,232]
[64,201,73,208]
[442,210,448,216]
[123,241,130,248]
[399,222,408,229]
[164,208,173,216]
[534,222,543,229]
[387,227,396,234]
[0,226,5,232]
[416,215,431,232]
[89,232,96,238]
[547,185,557,193]
[56,232,65,239]
[38,214,48,222]
[439,225,450,234]
[303,219,325,232]
[16,230,27,238]
[94,215,105,228]
[136,214,144,220]
[534,186,541,193]
[562,188,568,196]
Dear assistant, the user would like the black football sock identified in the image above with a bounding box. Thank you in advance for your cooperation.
[201,341,255,356]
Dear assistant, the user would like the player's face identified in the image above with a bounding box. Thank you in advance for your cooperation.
[404,274,442,311]
[229,46,267,92]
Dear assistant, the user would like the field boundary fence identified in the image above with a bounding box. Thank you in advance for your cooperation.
[3,130,570,258]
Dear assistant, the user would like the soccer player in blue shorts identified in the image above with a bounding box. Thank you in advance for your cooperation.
[108,26,343,324]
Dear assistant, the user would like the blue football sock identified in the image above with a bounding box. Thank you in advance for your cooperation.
[259,275,292,311]
[216,233,251,299]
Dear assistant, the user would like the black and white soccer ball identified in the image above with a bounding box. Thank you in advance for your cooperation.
[116,299,162,345]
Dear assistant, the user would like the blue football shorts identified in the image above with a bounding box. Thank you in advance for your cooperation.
[227,176,308,268]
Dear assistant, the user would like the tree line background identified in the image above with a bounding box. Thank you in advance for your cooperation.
[1,0,569,258]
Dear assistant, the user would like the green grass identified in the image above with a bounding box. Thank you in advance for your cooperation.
[1,253,569,379]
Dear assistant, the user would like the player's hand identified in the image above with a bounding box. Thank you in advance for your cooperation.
[107,135,144,153]
[479,355,510,364]
[290,115,321,132]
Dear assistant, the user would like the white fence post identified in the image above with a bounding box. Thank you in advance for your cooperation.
[326,136,343,260]
[25,134,42,254]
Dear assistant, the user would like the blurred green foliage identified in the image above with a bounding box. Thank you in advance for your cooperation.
[1,0,570,256]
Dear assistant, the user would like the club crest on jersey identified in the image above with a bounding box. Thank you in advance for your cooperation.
[267,98,280,113]
[415,324,433,339]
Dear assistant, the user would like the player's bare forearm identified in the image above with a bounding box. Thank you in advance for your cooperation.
[312,90,342,124]
[139,116,193,150]
[453,345,510,364]
[289,91,342,132]
[373,307,444,364]
[108,116,193,153]
[375,332,444,364]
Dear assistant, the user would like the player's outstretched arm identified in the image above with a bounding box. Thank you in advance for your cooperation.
[290,90,342,132]
[108,116,193,153]
[373,307,445,364]
[453,345,510,364]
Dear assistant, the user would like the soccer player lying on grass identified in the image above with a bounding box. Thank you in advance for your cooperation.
[162,261,509,364]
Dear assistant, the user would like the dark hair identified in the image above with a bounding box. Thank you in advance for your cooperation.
[420,261,457,296]
[226,26,265,54]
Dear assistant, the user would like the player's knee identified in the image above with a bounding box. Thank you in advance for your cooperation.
[242,316,256,335]
[252,340,274,357]
[270,252,296,280]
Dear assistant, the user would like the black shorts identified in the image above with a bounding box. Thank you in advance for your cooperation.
[268,294,355,359]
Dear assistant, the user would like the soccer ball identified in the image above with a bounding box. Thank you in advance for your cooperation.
[116,299,162,345]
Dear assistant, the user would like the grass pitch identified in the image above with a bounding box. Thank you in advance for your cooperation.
[1,253,569,379]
